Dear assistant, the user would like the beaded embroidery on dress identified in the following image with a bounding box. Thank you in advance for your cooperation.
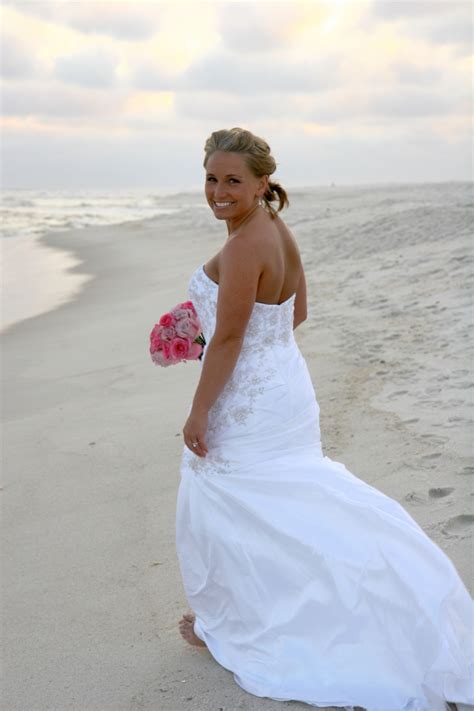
[176,263,474,711]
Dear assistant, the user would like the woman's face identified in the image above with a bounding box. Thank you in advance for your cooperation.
[204,150,266,222]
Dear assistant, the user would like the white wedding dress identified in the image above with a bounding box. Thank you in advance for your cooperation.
[175,263,473,711]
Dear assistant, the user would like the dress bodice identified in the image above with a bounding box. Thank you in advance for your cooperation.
[184,261,317,464]
[188,264,297,355]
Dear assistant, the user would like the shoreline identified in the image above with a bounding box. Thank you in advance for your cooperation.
[2,179,471,334]
[0,231,93,335]
[2,204,472,710]
[0,212,182,335]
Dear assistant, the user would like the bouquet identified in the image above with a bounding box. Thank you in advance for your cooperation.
[149,300,206,367]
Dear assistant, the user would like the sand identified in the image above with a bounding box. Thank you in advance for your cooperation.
[2,195,472,710]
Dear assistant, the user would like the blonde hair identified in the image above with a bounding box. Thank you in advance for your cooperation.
[203,127,289,219]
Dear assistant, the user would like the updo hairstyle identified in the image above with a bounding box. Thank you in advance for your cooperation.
[203,127,289,219]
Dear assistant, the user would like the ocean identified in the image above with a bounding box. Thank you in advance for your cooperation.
[0,188,205,332]
[1,182,472,333]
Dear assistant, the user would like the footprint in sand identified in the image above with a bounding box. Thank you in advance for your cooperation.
[459,466,474,475]
[387,390,409,399]
[421,452,443,460]
[428,487,454,499]
[441,514,474,538]
[404,491,425,504]
[420,434,449,447]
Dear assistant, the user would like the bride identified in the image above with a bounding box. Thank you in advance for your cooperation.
[175,127,473,711]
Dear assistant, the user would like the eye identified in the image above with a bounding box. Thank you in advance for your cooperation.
[206,177,240,183]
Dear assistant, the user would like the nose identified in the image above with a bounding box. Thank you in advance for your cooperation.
[208,181,228,198]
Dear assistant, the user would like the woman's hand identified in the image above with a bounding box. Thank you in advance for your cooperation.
[183,407,209,457]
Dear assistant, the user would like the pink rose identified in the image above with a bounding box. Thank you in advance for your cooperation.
[188,342,203,359]
[170,337,192,360]
[175,317,201,339]
[181,300,195,311]
[162,341,178,364]
[152,349,173,367]
[149,325,163,352]
[159,312,175,327]
[161,341,173,359]
[171,307,190,321]
[159,325,176,343]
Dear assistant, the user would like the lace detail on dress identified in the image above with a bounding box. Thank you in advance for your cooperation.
[206,364,278,438]
[185,264,297,440]
[184,447,232,476]
[189,265,296,352]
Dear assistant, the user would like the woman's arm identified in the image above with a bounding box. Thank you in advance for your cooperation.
[293,261,308,330]
[191,336,243,414]
[190,237,262,415]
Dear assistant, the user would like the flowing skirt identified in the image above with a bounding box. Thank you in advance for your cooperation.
[176,340,473,710]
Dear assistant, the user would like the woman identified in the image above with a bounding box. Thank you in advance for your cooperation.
[175,127,473,710]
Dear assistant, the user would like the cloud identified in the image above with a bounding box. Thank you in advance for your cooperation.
[391,62,442,86]
[179,49,342,95]
[0,32,38,79]
[3,0,56,19]
[130,63,177,92]
[54,48,118,88]
[3,117,471,189]
[306,84,468,125]
[174,91,291,123]
[370,0,469,20]
[2,82,125,118]
[128,38,345,96]
[1,0,471,188]
[1,125,201,189]
[216,2,327,53]
[427,14,473,54]
[63,2,162,41]
[368,0,472,55]
[367,87,459,118]
[3,0,163,40]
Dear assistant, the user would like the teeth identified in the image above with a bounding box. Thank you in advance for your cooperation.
[215,202,233,207]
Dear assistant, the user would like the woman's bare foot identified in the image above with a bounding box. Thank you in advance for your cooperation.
[178,612,207,648]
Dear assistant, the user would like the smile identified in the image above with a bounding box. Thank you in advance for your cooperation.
[214,201,234,208]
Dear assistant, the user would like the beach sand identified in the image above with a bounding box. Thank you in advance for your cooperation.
[2,190,472,710]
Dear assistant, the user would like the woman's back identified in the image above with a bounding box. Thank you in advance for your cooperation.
[204,211,307,314]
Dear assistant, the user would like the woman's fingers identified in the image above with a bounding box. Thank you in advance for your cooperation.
[182,411,209,458]
[186,436,208,457]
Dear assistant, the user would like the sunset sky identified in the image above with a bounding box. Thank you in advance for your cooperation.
[1,0,472,190]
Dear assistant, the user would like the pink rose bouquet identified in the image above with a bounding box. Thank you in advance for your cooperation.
[149,300,206,367]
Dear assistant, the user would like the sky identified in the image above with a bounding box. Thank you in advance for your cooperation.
[1,0,472,190]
